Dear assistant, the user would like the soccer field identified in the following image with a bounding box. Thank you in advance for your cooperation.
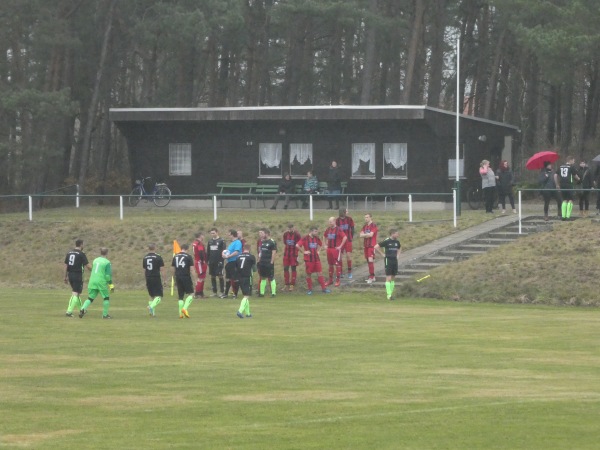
[1,289,599,449]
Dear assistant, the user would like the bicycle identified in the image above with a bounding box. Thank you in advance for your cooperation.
[466,183,498,210]
[129,176,171,207]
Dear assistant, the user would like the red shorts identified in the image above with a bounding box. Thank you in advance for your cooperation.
[363,247,375,260]
[304,260,322,274]
[283,255,299,267]
[342,241,353,253]
[326,248,342,266]
[195,261,208,279]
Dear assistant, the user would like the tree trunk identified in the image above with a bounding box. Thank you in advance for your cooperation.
[427,0,448,107]
[78,0,117,194]
[402,0,426,104]
[360,0,378,105]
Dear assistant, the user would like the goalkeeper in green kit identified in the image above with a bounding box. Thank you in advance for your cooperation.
[79,247,115,319]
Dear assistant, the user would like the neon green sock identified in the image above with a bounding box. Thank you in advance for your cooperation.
[238,298,245,314]
[76,296,82,309]
[244,298,251,316]
[270,279,276,295]
[567,202,573,218]
[183,295,193,310]
[391,281,395,296]
[67,295,75,313]
[150,297,161,309]
[178,300,184,315]
[385,281,391,297]
[561,202,567,218]
[102,299,110,316]
[82,299,92,311]
[260,279,267,295]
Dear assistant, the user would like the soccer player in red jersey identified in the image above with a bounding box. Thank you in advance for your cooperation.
[296,226,331,295]
[323,217,347,287]
[335,208,355,279]
[192,232,208,298]
[282,223,302,291]
[359,213,378,283]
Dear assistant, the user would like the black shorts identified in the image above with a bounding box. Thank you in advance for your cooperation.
[238,277,252,296]
[561,189,574,201]
[208,261,223,277]
[176,276,194,299]
[146,277,163,298]
[384,259,398,276]
[68,272,84,293]
[257,261,274,279]
[225,261,238,280]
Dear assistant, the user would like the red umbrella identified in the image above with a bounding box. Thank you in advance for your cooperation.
[525,151,559,170]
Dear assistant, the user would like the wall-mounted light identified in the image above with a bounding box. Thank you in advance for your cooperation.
[478,135,487,142]
[246,141,253,147]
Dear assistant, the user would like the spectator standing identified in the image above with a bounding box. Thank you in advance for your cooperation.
[282,223,302,291]
[577,159,592,217]
[374,229,401,300]
[327,161,342,210]
[479,159,496,213]
[296,226,331,295]
[539,161,562,221]
[301,170,319,208]
[143,243,165,317]
[271,173,295,210]
[359,213,378,283]
[64,239,91,317]
[336,208,355,279]
[496,160,516,214]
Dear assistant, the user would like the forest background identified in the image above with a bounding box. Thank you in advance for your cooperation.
[0,0,599,197]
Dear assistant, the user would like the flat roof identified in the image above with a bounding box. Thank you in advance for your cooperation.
[109,105,518,130]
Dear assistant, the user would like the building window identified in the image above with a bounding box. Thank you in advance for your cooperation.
[169,143,192,176]
[259,143,282,178]
[351,143,376,178]
[290,143,313,177]
[383,143,408,178]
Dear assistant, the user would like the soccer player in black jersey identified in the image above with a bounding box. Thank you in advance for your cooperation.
[374,229,401,300]
[207,227,225,297]
[172,243,195,318]
[143,243,165,317]
[554,155,580,220]
[258,229,277,297]
[64,239,92,317]
[235,244,256,318]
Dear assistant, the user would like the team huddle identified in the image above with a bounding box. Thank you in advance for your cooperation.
[63,209,403,319]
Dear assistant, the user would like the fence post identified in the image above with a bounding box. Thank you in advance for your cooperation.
[408,194,413,222]
[76,184,80,208]
[518,190,522,234]
[120,196,124,220]
[29,196,33,221]
[213,196,218,222]
[309,195,313,221]
[453,189,457,228]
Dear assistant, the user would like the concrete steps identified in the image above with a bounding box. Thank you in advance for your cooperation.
[351,217,547,289]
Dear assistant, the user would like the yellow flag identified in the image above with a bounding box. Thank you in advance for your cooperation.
[171,240,181,296]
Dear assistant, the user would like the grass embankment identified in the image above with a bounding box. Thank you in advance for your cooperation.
[0,206,484,289]
[0,291,599,449]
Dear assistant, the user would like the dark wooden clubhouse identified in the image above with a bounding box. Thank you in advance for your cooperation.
[109,106,518,198]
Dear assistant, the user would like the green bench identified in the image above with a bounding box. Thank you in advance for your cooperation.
[215,182,257,207]
[254,184,280,207]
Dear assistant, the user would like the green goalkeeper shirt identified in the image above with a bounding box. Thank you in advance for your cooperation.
[88,256,112,289]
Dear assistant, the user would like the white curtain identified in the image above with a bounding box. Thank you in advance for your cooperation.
[290,143,313,165]
[383,143,407,169]
[260,143,282,168]
[352,143,375,174]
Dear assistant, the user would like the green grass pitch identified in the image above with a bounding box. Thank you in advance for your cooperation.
[1,289,599,449]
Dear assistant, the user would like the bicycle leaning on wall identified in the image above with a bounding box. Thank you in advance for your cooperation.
[128,176,171,207]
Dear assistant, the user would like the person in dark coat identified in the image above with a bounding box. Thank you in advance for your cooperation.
[576,159,592,217]
[495,160,516,214]
[271,173,294,210]
[327,161,342,210]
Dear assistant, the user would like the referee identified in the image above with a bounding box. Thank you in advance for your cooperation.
[374,229,401,301]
